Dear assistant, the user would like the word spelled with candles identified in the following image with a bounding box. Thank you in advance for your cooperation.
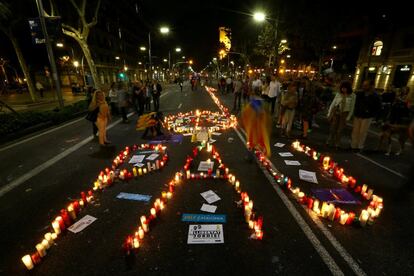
[21,144,168,271]
[165,110,237,135]
[123,142,264,256]
[290,141,384,227]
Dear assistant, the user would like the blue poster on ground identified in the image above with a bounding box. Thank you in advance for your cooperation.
[311,188,361,205]
[182,213,227,223]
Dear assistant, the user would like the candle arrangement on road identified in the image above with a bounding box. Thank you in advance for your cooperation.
[21,144,168,271]
[123,141,264,256]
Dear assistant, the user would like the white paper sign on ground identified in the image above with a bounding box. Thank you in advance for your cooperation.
[212,132,222,136]
[278,152,294,157]
[201,204,217,213]
[198,161,214,171]
[200,190,221,204]
[146,153,159,161]
[299,169,318,184]
[274,143,285,147]
[196,131,209,141]
[187,224,224,244]
[284,160,301,166]
[68,215,97,233]
[129,155,145,164]
[134,163,145,167]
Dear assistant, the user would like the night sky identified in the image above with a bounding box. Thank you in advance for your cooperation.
[0,0,410,73]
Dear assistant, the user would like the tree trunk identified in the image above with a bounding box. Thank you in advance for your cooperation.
[9,31,37,102]
[78,39,99,89]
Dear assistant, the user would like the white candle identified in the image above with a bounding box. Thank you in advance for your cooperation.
[167,192,172,199]
[138,227,144,239]
[51,233,58,240]
[361,184,368,194]
[21,255,34,270]
[52,220,61,235]
[67,204,76,220]
[143,168,147,174]
[235,181,240,191]
[150,208,157,218]
[186,170,190,179]
[313,199,320,214]
[36,243,46,257]
[133,237,140,249]
[44,233,53,246]
[41,239,50,250]
[366,189,374,200]
[138,168,143,176]
[147,162,151,172]
[216,169,220,177]
[359,210,370,227]
[339,212,348,225]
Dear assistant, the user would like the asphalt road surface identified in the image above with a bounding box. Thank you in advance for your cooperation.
[0,83,413,275]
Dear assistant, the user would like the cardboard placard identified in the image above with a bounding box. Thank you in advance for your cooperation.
[187,224,224,244]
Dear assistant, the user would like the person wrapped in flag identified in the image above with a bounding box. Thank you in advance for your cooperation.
[241,96,271,156]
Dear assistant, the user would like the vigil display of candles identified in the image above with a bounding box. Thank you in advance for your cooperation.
[21,144,168,270]
[123,139,264,256]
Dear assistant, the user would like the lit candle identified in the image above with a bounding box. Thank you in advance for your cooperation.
[231,176,236,185]
[140,216,146,227]
[366,189,374,200]
[52,220,61,235]
[361,184,368,195]
[323,156,330,169]
[359,210,370,227]
[138,227,144,239]
[143,168,147,174]
[162,191,167,199]
[339,212,348,225]
[225,168,229,175]
[143,221,149,233]
[133,237,140,249]
[138,168,143,176]
[41,239,50,250]
[248,220,254,229]
[175,173,180,183]
[235,181,240,191]
[186,170,190,179]
[133,167,138,177]
[21,255,34,270]
[44,233,53,246]
[31,252,41,265]
[167,192,172,199]
[216,168,220,177]
[150,208,157,218]
[51,233,58,240]
[313,199,320,214]
[67,204,77,220]
[36,243,46,257]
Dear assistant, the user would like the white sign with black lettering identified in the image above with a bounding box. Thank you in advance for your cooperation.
[187,224,224,244]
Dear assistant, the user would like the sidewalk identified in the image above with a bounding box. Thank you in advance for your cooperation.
[0,87,86,112]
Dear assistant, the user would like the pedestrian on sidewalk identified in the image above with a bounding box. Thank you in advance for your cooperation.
[226,76,233,95]
[242,76,251,106]
[108,82,119,115]
[351,80,381,151]
[300,79,321,139]
[232,76,242,112]
[89,90,111,146]
[268,74,281,115]
[117,82,129,123]
[281,82,298,137]
[252,75,262,96]
[151,79,162,111]
[35,81,44,98]
[144,80,152,112]
[326,80,355,147]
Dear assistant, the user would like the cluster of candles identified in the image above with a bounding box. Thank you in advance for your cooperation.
[290,141,384,227]
[124,141,264,254]
[205,87,231,116]
[164,109,237,135]
[21,143,168,271]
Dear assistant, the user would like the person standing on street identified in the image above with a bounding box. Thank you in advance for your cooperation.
[226,76,233,95]
[151,79,162,111]
[281,82,298,138]
[252,75,263,96]
[117,82,129,123]
[35,81,44,98]
[242,76,250,106]
[144,80,152,112]
[108,82,118,115]
[351,80,381,152]
[89,90,111,147]
[268,74,281,115]
[232,76,242,112]
[326,80,356,147]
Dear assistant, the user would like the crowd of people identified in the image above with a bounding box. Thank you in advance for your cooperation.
[87,79,164,147]
[219,74,414,154]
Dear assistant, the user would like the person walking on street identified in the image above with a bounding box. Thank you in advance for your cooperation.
[35,81,44,98]
[351,80,381,151]
[268,74,281,115]
[144,80,152,112]
[326,80,356,147]
[151,79,162,111]
[300,79,320,139]
[242,76,250,106]
[232,76,243,112]
[252,75,262,96]
[108,82,118,115]
[226,76,233,95]
[117,82,129,123]
[281,82,298,138]
[89,90,111,147]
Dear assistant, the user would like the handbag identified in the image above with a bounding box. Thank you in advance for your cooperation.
[85,107,99,122]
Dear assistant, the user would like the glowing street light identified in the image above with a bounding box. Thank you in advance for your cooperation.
[138,62,142,65]
[182,56,186,59]
[124,66,128,71]
[175,47,181,52]
[115,56,120,60]
[287,54,291,58]
[253,11,266,22]
[332,45,337,49]
[189,60,193,65]
[281,39,287,44]
[73,61,79,67]
[140,46,146,51]
[56,42,64,47]
[160,26,170,34]
[163,59,168,62]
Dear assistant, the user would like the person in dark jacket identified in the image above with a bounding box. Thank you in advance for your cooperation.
[351,80,382,151]
[151,80,162,111]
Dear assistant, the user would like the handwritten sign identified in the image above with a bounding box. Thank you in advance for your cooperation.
[187,224,224,244]
[68,215,97,233]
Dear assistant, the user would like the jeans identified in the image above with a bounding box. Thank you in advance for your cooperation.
[269,96,276,114]
[120,107,128,121]
[153,96,160,111]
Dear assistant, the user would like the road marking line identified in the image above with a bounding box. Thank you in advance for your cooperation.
[178,103,182,109]
[0,117,85,152]
[356,153,406,178]
[233,128,344,276]
[0,90,174,198]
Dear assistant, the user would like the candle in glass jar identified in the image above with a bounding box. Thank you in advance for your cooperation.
[52,220,61,234]
[44,233,53,246]
[132,167,137,177]
[67,204,77,220]
[339,212,348,225]
[359,210,370,227]
[138,227,144,239]
[133,237,140,249]
[41,239,50,250]
[138,168,143,176]
[312,199,320,214]
[186,170,190,179]
[51,233,58,240]
[150,208,157,218]
[143,168,147,174]
[21,255,34,270]
[361,184,368,194]
[235,181,240,191]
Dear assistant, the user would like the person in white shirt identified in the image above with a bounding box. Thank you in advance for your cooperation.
[327,80,356,147]
[252,75,263,96]
[268,74,281,114]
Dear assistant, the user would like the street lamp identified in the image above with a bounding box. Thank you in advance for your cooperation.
[332,45,337,50]
[160,26,170,34]
[56,42,64,47]
[175,47,181,52]
[115,56,120,60]
[163,59,168,62]
[73,61,79,67]
[140,46,146,51]
[253,11,266,22]
[281,39,287,44]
